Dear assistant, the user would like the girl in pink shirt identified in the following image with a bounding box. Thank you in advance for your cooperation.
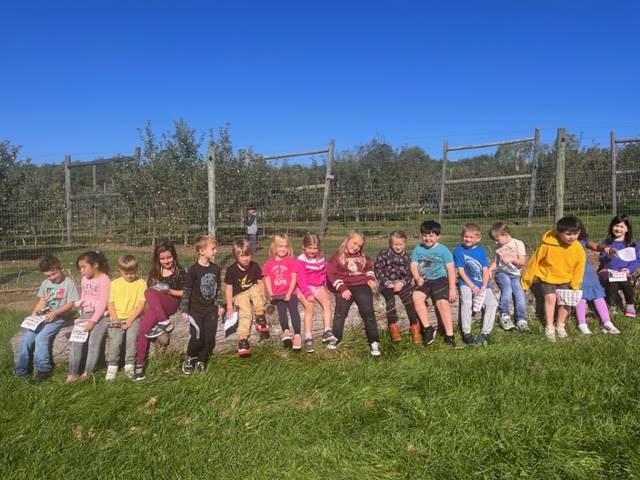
[263,234,302,350]
[68,251,111,382]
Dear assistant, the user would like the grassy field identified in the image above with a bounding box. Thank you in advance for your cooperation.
[1,307,640,479]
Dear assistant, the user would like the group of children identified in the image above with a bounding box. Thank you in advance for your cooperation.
[15,214,639,383]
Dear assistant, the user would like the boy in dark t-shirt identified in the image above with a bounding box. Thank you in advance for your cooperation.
[224,238,268,357]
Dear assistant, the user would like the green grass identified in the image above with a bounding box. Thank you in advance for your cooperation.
[2,307,640,479]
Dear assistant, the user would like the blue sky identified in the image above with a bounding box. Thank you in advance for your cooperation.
[2,0,639,164]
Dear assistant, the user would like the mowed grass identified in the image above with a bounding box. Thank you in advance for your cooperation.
[1,308,640,479]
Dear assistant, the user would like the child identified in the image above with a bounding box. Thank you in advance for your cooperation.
[576,229,620,335]
[134,240,185,381]
[374,230,420,343]
[411,220,457,347]
[521,216,586,342]
[15,255,79,382]
[68,251,111,382]
[598,214,640,316]
[105,255,146,380]
[245,207,258,252]
[326,230,381,356]
[489,222,529,331]
[296,233,337,353]
[224,238,269,357]
[181,235,224,374]
[263,234,303,350]
[454,224,498,345]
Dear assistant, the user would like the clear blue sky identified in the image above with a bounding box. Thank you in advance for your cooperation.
[2,0,639,164]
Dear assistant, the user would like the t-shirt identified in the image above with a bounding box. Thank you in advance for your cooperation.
[494,238,526,277]
[109,277,147,320]
[262,256,298,296]
[454,244,489,288]
[411,243,453,280]
[37,276,79,316]
[224,261,262,297]
[180,262,221,314]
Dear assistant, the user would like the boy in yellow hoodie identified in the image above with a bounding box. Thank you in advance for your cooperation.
[521,216,586,342]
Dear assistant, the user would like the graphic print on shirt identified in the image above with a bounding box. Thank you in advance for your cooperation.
[238,274,253,291]
[200,273,218,300]
[43,287,67,310]
[462,253,483,284]
[271,264,289,288]
[418,255,444,279]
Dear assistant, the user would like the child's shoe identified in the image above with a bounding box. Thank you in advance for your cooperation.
[181,356,196,375]
[304,338,315,353]
[105,365,118,381]
[321,329,338,343]
[544,325,556,342]
[292,334,302,351]
[577,323,592,335]
[255,314,270,339]
[516,320,530,332]
[124,364,134,378]
[420,325,436,346]
[444,335,456,348]
[33,371,50,384]
[556,325,568,338]
[133,363,145,381]
[602,322,621,335]
[238,339,251,357]
[499,314,516,331]
[195,361,206,373]
[388,323,402,342]
[461,332,476,345]
[145,321,174,338]
[326,340,338,350]
[410,323,422,344]
[281,331,293,349]
[625,305,636,317]
[370,341,381,357]
[475,333,491,345]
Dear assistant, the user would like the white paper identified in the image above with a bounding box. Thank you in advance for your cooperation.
[556,289,583,307]
[69,324,89,343]
[608,270,628,282]
[21,315,46,331]
[616,247,637,262]
[224,311,239,337]
[152,283,170,291]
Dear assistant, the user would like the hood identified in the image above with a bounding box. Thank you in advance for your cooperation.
[541,230,562,247]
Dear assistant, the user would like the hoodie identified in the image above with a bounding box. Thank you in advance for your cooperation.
[521,230,586,290]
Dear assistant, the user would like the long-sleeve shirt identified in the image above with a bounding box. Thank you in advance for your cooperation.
[326,253,375,293]
[79,273,111,324]
[296,254,326,297]
[180,262,221,314]
[374,248,412,287]
[598,239,640,274]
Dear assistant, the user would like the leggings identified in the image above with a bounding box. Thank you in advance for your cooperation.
[598,271,635,307]
[136,289,179,365]
[575,297,611,325]
[332,285,379,345]
[186,310,218,364]
[275,297,302,334]
[380,284,418,326]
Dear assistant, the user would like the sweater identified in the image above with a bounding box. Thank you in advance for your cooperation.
[374,248,412,287]
[598,239,640,274]
[326,253,375,293]
[79,273,111,324]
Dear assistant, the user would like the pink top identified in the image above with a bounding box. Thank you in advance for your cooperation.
[296,253,326,297]
[79,273,111,324]
[262,256,298,296]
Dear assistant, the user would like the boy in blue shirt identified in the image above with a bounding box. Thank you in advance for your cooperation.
[453,224,498,345]
[411,220,457,347]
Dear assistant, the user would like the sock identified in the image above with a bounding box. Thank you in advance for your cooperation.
[305,333,312,340]
[593,298,611,323]
[575,299,587,325]
[324,327,331,333]
[158,320,170,326]
[626,304,635,311]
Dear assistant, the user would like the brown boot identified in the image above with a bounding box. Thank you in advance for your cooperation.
[388,322,402,342]
[410,324,422,344]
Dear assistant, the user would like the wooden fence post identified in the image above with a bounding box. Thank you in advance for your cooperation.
[319,139,335,237]
[527,127,541,227]
[555,128,566,222]
[64,155,72,244]
[610,131,617,216]
[207,144,216,236]
[438,139,448,224]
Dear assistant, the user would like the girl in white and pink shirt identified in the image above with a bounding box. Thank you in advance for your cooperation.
[296,233,336,353]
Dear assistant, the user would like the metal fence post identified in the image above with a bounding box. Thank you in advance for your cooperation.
[207,144,216,236]
[555,128,566,222]
[527,127,541,227]
[610,131,617,216]
[438,139,448,224]
[319,139,335,237]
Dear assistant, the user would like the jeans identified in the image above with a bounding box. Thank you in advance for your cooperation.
[380,284,418,325]
[248,234,258,252]
[68,316,108,376]
[186,310,219,364]
[458,285,498,335]
[136,289,179,365]
[494,271,527,321]
[15,317,64,375]
[107,318,140,366]
[332,285,380,345]
[275,296,302,334]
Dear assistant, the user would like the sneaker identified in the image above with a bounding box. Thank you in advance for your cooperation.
[255,314,270,333]
[444,335,456,348]
[577,323,592,335]
[462,332,476,345]
[556,325,568,338]
[292,334,302,351]
[516,320,530,332]
[124,364,134,378]
[195,361,206,373]
[145,322,174,339]
[182,356,196,375]
[625,305,636,317]
[105,365,118,381]
[420,325,436,346]
[545,325,556,342]
[282,331,293,349]
[499,314,516,331]
[410,323,422,344]
[238,339,251,357]
[326,340,338,350]
[602,322,621,335]
[388,323,402,342]
[475,333,491,345]
[304,338,315,353]
[33,371,50,383]
[322,330,338,343]
[134,363,145,381]
[370,341,381,357]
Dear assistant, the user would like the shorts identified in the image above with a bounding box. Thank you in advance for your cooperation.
[536,280,570,296]
[415,277,449,302]
[296,285,323,299]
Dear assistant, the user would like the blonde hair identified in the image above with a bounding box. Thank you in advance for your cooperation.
[302,232,323,257]
[489,222,511,240]
[337,230,366,267]
[388,230,407,246]
[118,254,138,273]
[461,223,481,236]
[269,234,293,259]
[232,237,252,259]
[195,234,217,253]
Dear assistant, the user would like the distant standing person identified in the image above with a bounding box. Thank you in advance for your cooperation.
[245,207,258,252]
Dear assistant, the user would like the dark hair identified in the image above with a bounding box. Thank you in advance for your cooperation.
[489,222,510,240]
[420,220,441,235]
[606,214,634,247]
[555,216,583,234]
[76,250,109,274]
[38,255,62,272]
[148,240,181,284]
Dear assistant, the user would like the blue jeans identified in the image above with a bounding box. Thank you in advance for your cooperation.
[494,271,527,321]
[15,317,64,375]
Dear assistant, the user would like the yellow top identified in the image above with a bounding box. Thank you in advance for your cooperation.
[108,277,147,319]
[521,230,586,290]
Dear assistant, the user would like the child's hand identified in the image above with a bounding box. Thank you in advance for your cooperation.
[45,311,56,322]
[416,277,425,287]
[488,263,497,273]
[218,306,225,317]
[603,246,614,255]
[122,319,133,330]
[84,321,95,332]
[341,290,352,300]
[392,282,403,292]
[284,293,291,302]
[621,268,631,276]
[226,307,233,319]
[367,279,377,290]
[471,285,481,294]
[181,312,188,322]
[449,290,457,303]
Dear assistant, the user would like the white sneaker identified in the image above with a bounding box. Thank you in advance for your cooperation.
[326,341,337,350]
[124,364,134,378]
[602,322,621,335]
[556,325,568,338]
[545,326,556,342]
[577,323,592,335]
[370,341,381,357]
[105,365,118,381]
[516,320,530,332]
[500,314,516,331]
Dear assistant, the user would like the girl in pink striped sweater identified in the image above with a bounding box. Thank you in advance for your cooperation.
[296,233,336,353]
